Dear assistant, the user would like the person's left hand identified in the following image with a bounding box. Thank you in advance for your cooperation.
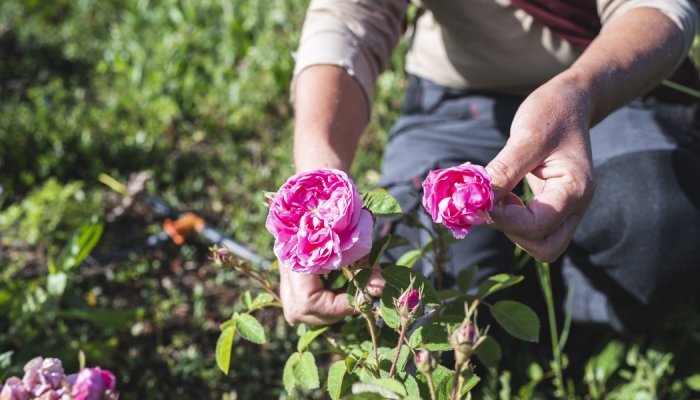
[485,74,596,262]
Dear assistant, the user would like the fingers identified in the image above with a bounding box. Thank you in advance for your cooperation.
[504,213,583,262]
[279,265,386,325]
[486,137,541,202]
[365,264,386,297]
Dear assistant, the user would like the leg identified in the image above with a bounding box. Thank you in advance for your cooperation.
[561,100,700,333]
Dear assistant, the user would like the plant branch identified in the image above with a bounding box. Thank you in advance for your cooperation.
[536,261,566,398]
[389,323,407,378]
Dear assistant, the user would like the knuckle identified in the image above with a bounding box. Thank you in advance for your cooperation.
[486,158,515,189]
[283,304,308,325]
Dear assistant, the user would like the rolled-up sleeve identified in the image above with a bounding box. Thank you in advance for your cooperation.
[291,0,407,107]
[598,0,699,65]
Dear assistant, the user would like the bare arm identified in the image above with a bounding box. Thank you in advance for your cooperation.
[486,7,689,261]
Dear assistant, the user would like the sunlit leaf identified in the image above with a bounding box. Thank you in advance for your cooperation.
[235,313,266,344]
[215,326,235,374]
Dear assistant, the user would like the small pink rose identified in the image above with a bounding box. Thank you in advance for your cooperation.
[422,162,494,239]
[22,357,65,397]
[266,169,373,274]
[71,368,117,400]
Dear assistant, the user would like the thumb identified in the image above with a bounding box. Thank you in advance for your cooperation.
[486,139,538,202]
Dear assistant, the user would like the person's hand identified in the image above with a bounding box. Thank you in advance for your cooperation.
[279,264,385,325]
[486,75,595,262]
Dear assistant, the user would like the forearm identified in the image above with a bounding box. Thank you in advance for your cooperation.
[556,7,686,125]
[293,65,369,172]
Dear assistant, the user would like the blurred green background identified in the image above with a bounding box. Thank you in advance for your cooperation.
[1,1,699,399]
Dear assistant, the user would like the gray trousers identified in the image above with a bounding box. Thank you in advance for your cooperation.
[379,76,700,333]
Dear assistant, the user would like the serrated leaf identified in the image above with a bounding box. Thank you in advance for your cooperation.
[361,189,402,217]
[297,325,329,352]
[328,360,350,400]
[283,352,301,393]
[235,313,266,344]
[477,274,524,299]
[215,326,235,374]
[475,336,502,368]
[408,317,462,351]
[490,300,540,342]
[396,249,421,268]
[419,364,453,400]
[456,266,478,293]
[369,235,392,265]
[294,351,320,389]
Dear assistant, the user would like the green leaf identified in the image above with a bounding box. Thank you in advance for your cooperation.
[456,266,478,293]
[235,313,266,344]
[249,293,279,311]
[369,235,392,265]
[686,374,700,391]
[475,336,502,368]
[297,325,328,352]
[490,300,540,342]
[47,272,67,296]
[396,249,421,268]
[328,360,350,400]
[294,351,320,389]
[241,291,253,309]
[477,274,523,299]
[361,189,402,217]
[423,364,453,400]
[408,316,462,351]
[215,325,235,374]
[57,219,103,271]
[370,378,407,396]
[351,383,401,399]
[283,352,301,393]
[461,373,481,395]
[346,354,362,374]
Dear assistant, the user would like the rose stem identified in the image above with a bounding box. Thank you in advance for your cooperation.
[388,322,407,378]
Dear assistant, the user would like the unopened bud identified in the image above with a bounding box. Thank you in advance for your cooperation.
[212,247,231,266]
[353,290,373,314]
[415,349,437,374]
[396,289,421,319]
[450,321,477,365]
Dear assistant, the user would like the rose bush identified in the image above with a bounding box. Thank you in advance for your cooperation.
[0,358,117,400]
[265,168,373,274]
[422,162,494,239]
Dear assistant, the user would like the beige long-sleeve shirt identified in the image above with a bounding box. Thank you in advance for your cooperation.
[293,0,698,105]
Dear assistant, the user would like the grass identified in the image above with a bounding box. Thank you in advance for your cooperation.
[1,1,699,398]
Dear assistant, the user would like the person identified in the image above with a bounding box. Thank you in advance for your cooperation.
[279,0,700,333]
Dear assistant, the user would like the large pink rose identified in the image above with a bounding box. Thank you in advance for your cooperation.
[422,162,494,239]
[266,169,373,274]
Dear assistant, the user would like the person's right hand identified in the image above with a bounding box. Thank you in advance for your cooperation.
[279,264,385,325]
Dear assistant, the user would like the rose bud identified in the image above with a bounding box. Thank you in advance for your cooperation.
[353,290,373,314]
[449,320,477,365]
[415,349,437,375]
[396,289,421,319]
[212,247,231,266]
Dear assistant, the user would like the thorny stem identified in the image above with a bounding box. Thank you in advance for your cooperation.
[389,323,407,378]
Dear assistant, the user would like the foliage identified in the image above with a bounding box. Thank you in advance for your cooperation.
[2,0,700,399]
